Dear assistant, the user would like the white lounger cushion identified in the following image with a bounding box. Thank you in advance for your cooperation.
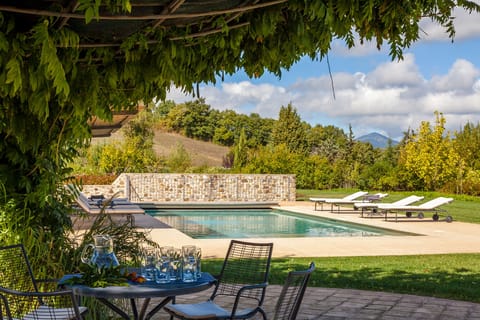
[355,195,425,209]
[377,197,453,211]
[310,191,368,202]
[324,193,388,204]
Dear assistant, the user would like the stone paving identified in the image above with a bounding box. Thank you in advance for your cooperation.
[148,285,480,319]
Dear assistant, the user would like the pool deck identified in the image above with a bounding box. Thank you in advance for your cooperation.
[144,201,480,259]
[75,202,480,319]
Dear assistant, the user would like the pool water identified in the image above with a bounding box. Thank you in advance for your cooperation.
[147,209,413,239]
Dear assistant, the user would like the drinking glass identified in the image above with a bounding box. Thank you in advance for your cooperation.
[156,246,172,284]
[141,249,157,282]
[169,248,182,282]
[182,245,197,283]
[195,247,202,279]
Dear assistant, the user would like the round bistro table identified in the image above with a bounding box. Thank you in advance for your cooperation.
[60,272,216,320]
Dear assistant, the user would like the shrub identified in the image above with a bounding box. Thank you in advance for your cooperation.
[74,174,118,185]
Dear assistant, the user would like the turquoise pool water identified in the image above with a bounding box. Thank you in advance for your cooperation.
[147,209,413,239]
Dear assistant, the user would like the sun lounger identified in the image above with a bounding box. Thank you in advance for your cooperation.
[85,194,131,207]
[354,195,425,217]
[75,192,145,215]
[325,193,389,212]
[309,191,369,211]
[376,197,454,222]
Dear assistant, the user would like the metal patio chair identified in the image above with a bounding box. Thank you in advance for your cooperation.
[272,262,315,320]
[0,244,87,320]
[164,240,274,319]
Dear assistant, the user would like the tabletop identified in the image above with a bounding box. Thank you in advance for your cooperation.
[60,272,216,298]
[59,272,216,320]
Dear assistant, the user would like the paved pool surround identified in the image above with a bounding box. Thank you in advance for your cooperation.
[128,203,480,320]
[93,202,480,259]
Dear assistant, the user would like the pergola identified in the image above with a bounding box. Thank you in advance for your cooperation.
[0,1,286,47]
[1,1,291,136]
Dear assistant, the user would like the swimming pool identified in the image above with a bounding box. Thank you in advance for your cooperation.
[147,209,414,239]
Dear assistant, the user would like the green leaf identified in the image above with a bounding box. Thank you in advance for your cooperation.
[85,7,94,24]
[0,32,9,52]
[5,58,21,94]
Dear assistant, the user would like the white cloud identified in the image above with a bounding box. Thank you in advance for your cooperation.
[202,82,292,118]
[366,54,425,88]
[419,6,480,41]
[430,59,480,92]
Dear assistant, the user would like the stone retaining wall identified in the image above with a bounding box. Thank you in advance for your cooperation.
[81,173,296,202]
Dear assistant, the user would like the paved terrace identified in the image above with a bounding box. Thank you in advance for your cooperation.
[77,202,480,319]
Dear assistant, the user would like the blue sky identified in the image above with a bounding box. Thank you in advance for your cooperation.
[166,6,480,140]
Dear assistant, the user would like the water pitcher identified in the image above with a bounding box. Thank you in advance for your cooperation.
[81,234,120,268]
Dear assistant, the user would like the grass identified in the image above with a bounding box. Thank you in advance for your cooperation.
[297,189,480,224]
[203,253,480,303]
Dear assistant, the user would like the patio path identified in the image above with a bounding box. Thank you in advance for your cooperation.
[149,285,480,319]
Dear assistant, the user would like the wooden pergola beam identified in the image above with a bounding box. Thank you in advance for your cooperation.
[0,0,287,21]
[152,0,186,29]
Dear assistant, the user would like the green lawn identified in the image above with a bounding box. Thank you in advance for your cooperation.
[204,190,480,303]
[203,253,480,303]
[297,189,480,224]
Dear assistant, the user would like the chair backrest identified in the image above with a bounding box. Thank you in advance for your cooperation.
[0,245,86,320]
[392,195,424,206]
[273,262,315,320]
[344,191,368,201]
[211,240,273,304]
[0,244,39,293]
[418,197,454,209]
[0,244,43,319]
[364,193,388,202]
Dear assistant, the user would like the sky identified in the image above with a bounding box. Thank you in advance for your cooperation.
[165,6,480,141]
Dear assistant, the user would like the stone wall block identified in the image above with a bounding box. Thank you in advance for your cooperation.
[81,174,296,202]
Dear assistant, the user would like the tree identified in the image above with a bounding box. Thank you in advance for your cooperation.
[152,100,177,124]
[455,122,480,170]
[181,99,216,141]
[308,125,348,162]
[271,103,309,154]
[159,99,216,141]
[399,112,463,191]
[233,128,248,170]
[360,139,400,190]
[166,143,192,172]
[213,110,239,146]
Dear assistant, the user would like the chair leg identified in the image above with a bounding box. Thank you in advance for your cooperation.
[258,308,267,320]
[169,296,176,320]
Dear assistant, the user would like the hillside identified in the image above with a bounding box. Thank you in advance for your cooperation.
[94,129,229,167]
[152,131,229,167]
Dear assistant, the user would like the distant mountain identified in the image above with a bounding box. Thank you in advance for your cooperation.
[356,132,399,149]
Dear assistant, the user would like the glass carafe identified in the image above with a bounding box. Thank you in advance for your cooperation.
[81,234,120,268]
